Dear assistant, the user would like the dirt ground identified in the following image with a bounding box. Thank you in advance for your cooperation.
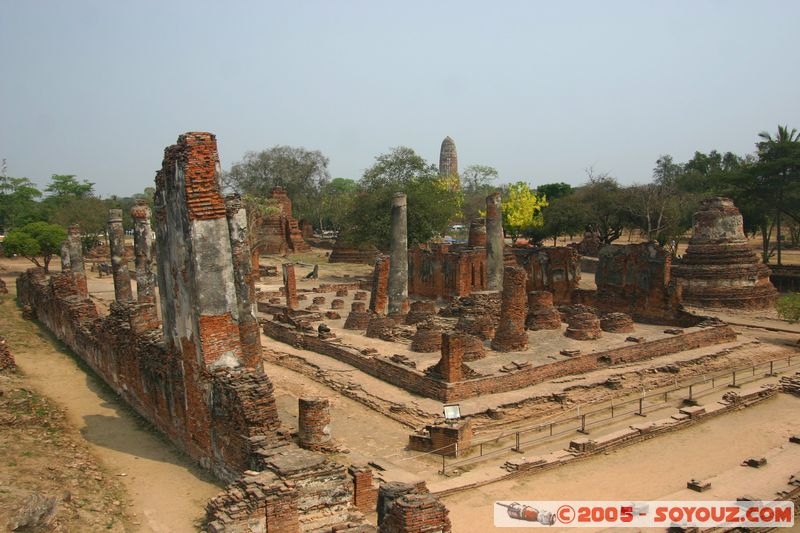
[0,259,222,533]
[442,393,800,533]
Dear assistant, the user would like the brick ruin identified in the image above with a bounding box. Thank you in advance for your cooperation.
[491,266,528,351]
[16,132,462,532]
[588,241,691,325]
[0,336,16,372]
[510,246,580,304]
[408,243,486,299]
[255,185,310,255]
[328,239,380,264]
[672,196,778,309]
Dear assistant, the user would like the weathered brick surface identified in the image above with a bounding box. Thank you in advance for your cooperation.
[378,482,429,527]
[600,312,635,333]
[131,199,156,305]
[672,197,777,309]
[380,493,452,533]
[410,322,442,353]
[525,290,562,330]
[107,209,133,302]
[438,136,458,179]
[264,317,736,402]
[283,263,299,310]
[467,218,486,248]
[331,298,345,309]
[254,186,310,255]
[593,242,692,325]
[461,334,485,361]
[408,243,486,299]
[369,255,390,315]
[510,247,580,304]
[366,316,397,341]
[565,312,602,340]
[298,397,332,451]
[491,266,528,351]
[0,277,7,295]
[405,300,437,325]
[66,224,88,298]
[438,332,464,383]
[349,465,379,514]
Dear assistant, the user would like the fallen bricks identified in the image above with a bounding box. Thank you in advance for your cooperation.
[410,322,443,353]
[779,372,800,396]
[600,312,635,333]
[0,336,16,372]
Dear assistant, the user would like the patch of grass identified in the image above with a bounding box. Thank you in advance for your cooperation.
[776,293,800,322]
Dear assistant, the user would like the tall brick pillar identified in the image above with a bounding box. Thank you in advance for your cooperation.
[298,397,332,450]
[369,255,390,315]
[485,192,504,291]
[388,192,408,315]
[59,240,71,272]
[439,332,464,383]
[491,265,528,351]
[107,209,133,302]
[282,263,298,309]
[225,195,262,369]
[131,199,156,304]
[67,224,88,297]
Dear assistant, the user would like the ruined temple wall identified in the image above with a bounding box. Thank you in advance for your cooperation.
[593,242,691,325]
[264,318,735,402]
[408,244,486,299]
[510,246,580,305]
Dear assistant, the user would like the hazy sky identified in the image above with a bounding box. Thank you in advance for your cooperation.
[2,1,798,197]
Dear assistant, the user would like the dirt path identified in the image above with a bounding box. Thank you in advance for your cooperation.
[0,270,222,532]
[441,393,800,532]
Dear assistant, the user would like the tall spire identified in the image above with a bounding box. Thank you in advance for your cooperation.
[439,136,458,178]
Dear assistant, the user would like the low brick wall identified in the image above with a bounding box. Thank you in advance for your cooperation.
[17,270,283,482]
[263,319,737,402]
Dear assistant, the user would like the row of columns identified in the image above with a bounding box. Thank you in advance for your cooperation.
[104,200,156,304]
[383,190,504,314]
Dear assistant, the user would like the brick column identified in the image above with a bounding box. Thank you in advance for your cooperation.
[282,263,298,310]
[349,464,379,513]
[491,265,528,351]
[388,192,409,315]
[369,255,390,315]
[107,209,133,302]
[467,217,486,248]
[225,195,262,369]
[131,199,156,304]
[67,224,88,298]
[59,240,71,272]
[439,332,464,383]
[485,192,504,291]
[298,397,331,450]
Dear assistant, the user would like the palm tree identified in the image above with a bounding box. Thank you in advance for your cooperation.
[755,126,800,264]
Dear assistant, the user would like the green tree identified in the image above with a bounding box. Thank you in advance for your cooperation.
[752,126,800,264]
[341,147,462,248]
[536,182,573,201]
[44,174,95,200]
[573,170,630,244]
[461,165,499,221]
[3,221,67,273]
[225,146,331,223]
[538,194,588,245]
[0,175,42,232]
[320,178,358,231]
[501,182,547,242]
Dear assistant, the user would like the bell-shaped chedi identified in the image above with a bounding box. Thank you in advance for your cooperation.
[672,197,777,309]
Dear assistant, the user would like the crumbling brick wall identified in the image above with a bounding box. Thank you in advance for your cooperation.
[408,243,485,299]
[593,242,693,325]
[255,186,310,255]
[510,246,580,304]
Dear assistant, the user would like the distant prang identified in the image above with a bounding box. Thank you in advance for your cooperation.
[439,136,458,178]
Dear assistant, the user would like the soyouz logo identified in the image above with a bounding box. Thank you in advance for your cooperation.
[494,501,795,528]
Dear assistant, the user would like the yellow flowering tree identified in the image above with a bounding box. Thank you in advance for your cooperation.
[502,182,548,242]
